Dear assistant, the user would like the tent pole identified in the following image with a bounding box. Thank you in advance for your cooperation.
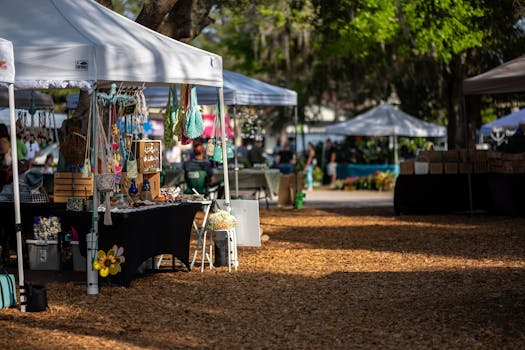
[51,111,58,143]
[294,106,299,193]
[233,105,239,198]
[87,88,99,295]
[219,87,231,210]
[8,83,26,312]
[463,95,473,215]
[394,135,399,171]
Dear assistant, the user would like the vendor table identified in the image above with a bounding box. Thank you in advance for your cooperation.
[394,173,525,216]
[214,169,280,201]
[0,202,200,287]
[78,203,200,286]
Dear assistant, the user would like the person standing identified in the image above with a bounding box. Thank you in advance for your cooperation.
[275,142,295,175]
[16,131,27,161]
[183,141,215,195]
[304,142,316,191]
[25,133,40,165]
[325,139,337,188]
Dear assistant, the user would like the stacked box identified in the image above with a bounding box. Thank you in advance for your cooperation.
[444,162,458,174]
[399,161,414,175]
[26,240,60,271]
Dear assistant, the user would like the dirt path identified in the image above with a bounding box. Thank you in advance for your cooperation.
[0,207,524,349]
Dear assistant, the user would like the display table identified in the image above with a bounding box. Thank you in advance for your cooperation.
[78,203,200,286]
[394,173,525,216]
[337,164,399,179]
[214,169,281,200]
[0,202,200,286]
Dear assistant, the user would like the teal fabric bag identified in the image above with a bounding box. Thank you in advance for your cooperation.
[211,99,223,163]
[0,273,16,309]
[184,86,204,139]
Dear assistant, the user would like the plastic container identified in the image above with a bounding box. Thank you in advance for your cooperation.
[26,240,60,270]
[71,241,86,272]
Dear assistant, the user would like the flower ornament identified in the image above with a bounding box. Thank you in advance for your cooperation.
[207,210,237,230]
[93,245,125,277]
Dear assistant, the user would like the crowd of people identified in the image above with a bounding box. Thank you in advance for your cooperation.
[171,137,339,196]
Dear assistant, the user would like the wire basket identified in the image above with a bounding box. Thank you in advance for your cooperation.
[0,191,49,203]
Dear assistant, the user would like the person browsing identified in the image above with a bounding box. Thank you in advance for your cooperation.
[183,141,215,195]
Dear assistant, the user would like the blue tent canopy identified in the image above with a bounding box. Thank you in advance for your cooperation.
[144,70,297,107]
[67,70,297,108]
[480,108,525,135]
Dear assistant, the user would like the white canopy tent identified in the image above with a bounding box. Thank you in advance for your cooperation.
[0,0,229,296]
[325,102,447,165]
[0,38,26,311]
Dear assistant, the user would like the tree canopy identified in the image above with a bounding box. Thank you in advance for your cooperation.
[101,0,525,147]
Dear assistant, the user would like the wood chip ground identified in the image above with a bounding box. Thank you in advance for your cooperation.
[0,207,524,349]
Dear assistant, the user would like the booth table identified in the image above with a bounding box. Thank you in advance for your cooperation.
[394,173,525,216]
[214,169,280,201]
[0,202,200,287]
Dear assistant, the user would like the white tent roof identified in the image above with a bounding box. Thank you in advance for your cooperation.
[325,102,446,137]
[0,38,14,84]
[0,0,222,89]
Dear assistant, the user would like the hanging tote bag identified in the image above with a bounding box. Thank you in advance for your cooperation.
[184,85,205,139]
[81,101,93,179]
[212,100,223,163]
[163,85,174,149]
[126,148,138,179]
[0,272,16,309]
[206,109,216,157]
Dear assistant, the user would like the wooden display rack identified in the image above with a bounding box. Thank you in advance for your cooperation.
[53,172,93,203]
[132,140,162,173]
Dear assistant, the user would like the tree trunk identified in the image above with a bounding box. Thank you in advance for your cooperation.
[135,0,178,30]
[446,55,467,149]
[157,0,215,43]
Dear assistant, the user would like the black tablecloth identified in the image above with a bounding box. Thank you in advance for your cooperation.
[77,203,200,286]
[394,174,490,215]
[0,202,200,287]
[394,173,525,216]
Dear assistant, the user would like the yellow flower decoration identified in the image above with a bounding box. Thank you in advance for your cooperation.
[93,245,125,277]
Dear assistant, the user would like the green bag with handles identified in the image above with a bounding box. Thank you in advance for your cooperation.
[184,85,204,139]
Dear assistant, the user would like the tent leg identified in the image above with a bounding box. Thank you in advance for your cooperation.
[8,83,26,312]
[218,87,231,210]
[87,89,99,295]
[233,105,239,198]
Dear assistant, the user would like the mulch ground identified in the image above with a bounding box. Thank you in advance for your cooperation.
[0,207,524,349]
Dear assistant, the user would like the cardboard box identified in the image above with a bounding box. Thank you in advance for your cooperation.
[399,161,414,175]
[429,163,443,174]
[136,172,161,199]
[26,240,60,271]
[459,162,473,174]
[444,162,458,174]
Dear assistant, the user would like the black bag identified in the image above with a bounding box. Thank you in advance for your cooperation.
[0,273,16,309]
[25,283,48,312]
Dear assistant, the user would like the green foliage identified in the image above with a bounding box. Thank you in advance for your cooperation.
[340,171,397,191]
